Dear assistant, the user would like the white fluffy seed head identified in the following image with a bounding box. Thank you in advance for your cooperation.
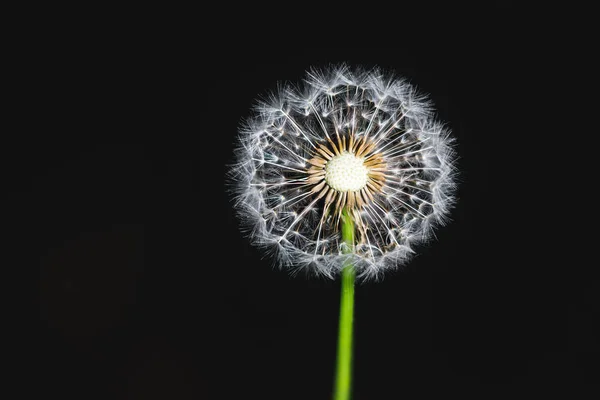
[229,63,458,282]
[325,152,368,192]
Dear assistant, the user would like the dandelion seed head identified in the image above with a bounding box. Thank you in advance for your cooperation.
[229,63,458,281]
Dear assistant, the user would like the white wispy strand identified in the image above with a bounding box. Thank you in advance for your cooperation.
[229,64,458,281]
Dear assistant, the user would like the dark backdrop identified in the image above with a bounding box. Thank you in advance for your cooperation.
[21,4,597,399]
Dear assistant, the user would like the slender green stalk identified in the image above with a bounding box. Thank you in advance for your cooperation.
[333,208,356,400]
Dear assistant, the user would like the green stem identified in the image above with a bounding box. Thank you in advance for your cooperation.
[334,208,355,400]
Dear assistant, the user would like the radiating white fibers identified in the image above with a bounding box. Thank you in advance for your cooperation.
[229,64,458,281]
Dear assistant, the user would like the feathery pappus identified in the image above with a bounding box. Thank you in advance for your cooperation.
[230,64,457,281]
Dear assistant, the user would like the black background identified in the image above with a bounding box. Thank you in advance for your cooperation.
[20,3,597,399]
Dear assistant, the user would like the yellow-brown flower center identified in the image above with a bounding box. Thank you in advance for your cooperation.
[305,134,387,217]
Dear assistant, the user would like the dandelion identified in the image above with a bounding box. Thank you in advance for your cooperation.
[229,64,457,399]
[230,64,457,281]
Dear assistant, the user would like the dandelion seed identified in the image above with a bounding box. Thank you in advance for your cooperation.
[229,64,458,281]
